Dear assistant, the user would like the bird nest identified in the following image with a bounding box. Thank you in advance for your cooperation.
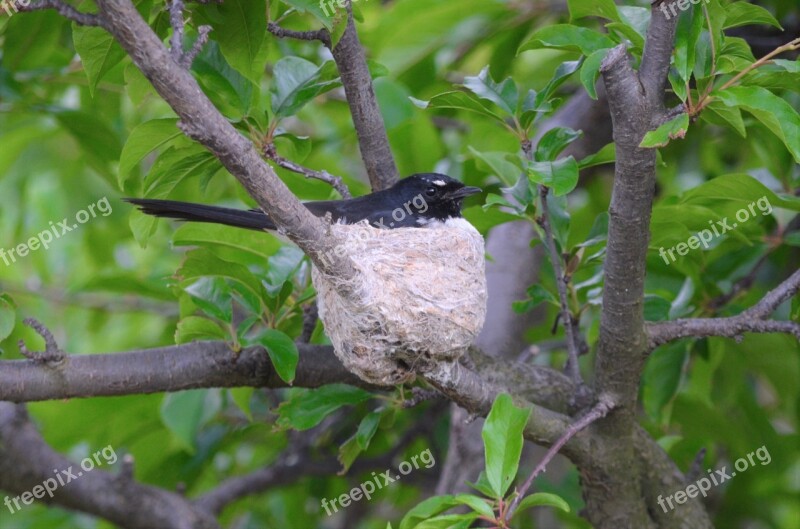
[312,220,487,386]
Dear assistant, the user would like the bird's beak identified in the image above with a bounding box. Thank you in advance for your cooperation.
[448,186,482,199]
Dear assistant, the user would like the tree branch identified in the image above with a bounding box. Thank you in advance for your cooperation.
[590,2,709,527]
[18,0,105,27]
[422,360,594,468]
[506,394,616,521]
[327,4,399,191]
[647,269,800,348]
[0,342,371,402]
[266,7,399,192]
[196,418,433,514]
[0,403,221,529]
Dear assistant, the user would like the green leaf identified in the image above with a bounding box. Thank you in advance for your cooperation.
[578,143,615,169]
[338,410,382,471]
[282,0,335,30]
[252,329,299,384]
[723,2,782,30]
[453,494,495,518]
[55,110,122,180]
[178,249,266,308]
[643,341,688,422]
[714,86,800,163]
[716,36,756,75]
[199,0,267,83]
[462,67,518,115]
[160,389,220,452]
[411,91,507,126]
[535,127,582,161]
[0,295,16,342]
[481,394,531,498]
[276,385,372,431]
[512,284,559,314]
[184,276,233,323]
[567,0,620,22]
[673,6,705,84]
[175,316,228,344]
[414,514,478,529]
[580,48,609,99]
[578,211,609,248]
[271,57,341,118]
[143,146,222,198]
[72,24,125,96]
[172,222,280,262]
[399,495,460,529]
[640,113,689,148]
[644,295,672,322]
[356,410,381,448]
[518,24,615,56]
[702,100,746,137]
[465,471,498,498]
[192,41,255,118]
[605,21,644,54]
[118,118,181,189]
[512,492,570,517]
[229,387,254,421]
[468,147,522,186]
[536,59,583,106]
[681,173,800,213]
[526,157,580,196]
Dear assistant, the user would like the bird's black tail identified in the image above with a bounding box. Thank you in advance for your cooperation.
[124,199,275,231]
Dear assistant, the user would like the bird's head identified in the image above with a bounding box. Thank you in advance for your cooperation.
[392,173,482,224]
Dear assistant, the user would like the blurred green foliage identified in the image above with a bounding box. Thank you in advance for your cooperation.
[0,0,798,527]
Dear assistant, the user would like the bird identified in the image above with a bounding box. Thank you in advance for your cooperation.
[126,172,487,386]
[124,173,481,232]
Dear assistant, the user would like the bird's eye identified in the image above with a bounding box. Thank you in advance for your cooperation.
[425,186,437,197]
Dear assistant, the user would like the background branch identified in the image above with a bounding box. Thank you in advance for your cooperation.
[19,0,105,26]
[326,5,399,191]
[648,269,800,348]
[0,403,221,529]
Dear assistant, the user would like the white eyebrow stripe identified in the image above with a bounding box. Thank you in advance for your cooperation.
[432,180,446,186]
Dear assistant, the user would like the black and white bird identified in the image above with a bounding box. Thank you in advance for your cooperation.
[126,172,487,386]
[125,173,481,232]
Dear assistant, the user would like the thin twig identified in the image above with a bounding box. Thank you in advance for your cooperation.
[181,25,212,68]
[167,0,210,68]
[693,37,800,115]
[267,21,331,47]
[17,0,104,26]
[540,194,582,377]
[521,140,583,384]
[168,0,186,63]
[505,394,616,521]
[263,142,351,198]
[17,318,66,364]
[647,269,800,348]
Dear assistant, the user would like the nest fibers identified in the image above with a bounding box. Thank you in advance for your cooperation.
[311,218,488,386]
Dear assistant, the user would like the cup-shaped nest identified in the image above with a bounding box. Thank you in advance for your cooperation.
[312,219,487,385]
